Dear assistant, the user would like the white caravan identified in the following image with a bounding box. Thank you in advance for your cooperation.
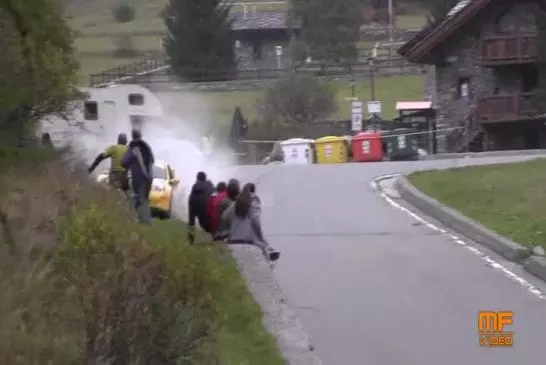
[41,84,164,147]
[73,84,163,134]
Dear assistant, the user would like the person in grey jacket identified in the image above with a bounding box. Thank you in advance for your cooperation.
[245,182,261,218]
[215,178,240,234]
[218,183,280,261]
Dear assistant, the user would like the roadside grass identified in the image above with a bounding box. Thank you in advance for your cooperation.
[148,220,285,364]
[162,74,423,123]
[396,13,427,29]
[0,146,284,364]
[408,158,546,250]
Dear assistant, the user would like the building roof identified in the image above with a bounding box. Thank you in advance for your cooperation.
[231,11,300,31]
[397,0,495,63]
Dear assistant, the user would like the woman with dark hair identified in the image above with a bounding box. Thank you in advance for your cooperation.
[218,183,280,261]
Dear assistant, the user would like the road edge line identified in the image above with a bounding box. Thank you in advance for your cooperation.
[370,174,546,299]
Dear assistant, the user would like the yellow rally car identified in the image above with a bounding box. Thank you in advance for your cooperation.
[97,160,180,219]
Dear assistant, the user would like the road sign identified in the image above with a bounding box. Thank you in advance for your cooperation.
[368,101,381,114]
[351,113,362,131]
[351,100,362,132]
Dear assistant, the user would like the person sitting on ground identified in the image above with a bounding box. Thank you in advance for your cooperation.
[41,132,54,149]
[214,178,240,237]
[245,182,261,218]
[217,184,280,261]
[188,171,214,242]
[206,181,227,237]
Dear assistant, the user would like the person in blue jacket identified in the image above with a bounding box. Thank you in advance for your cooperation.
[121,129,155,223]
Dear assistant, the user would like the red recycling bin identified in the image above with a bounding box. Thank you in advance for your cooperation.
[351,131,383,162]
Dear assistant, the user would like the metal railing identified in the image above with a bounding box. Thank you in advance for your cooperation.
[481,33,537,62]
[475,92,537,122]
[89,56,421,86]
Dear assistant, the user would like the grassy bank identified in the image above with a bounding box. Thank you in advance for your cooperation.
[157,74,424,123]
[67,0,426,80]
[0,146,284,364]
[408,158,546,250]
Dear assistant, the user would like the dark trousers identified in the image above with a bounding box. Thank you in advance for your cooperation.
[188,204,209,243]
[109,170,129,191]
[132,181,152,223]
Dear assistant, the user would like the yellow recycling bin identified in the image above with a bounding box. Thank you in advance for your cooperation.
[314,136,348,164]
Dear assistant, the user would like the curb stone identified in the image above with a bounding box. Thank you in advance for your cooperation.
[230,246,322,365]
[393,175,546,283]
[523,256,546,283]
[228,164,322,364]
[394,175,531,262]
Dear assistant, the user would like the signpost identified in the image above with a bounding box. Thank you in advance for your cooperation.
[351,100,362,132]
[367,101,381,115]
[275,45,282,69]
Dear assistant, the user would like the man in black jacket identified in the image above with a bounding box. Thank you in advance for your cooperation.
[188,171,214,242]
[121,129,154,223]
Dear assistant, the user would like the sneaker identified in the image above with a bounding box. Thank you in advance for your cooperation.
[267,247,280,261]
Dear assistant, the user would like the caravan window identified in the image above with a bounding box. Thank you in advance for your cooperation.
[128,93,144,105]
[84,101,98,120]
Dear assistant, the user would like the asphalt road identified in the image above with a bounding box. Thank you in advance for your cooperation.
[233,155,546,365]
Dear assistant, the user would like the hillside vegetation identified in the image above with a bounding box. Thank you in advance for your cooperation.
[0,1,283,363]
[0,147,284,363]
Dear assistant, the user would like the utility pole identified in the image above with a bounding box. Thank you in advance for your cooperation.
[368,57,377,131]
[388,0,394,60]
[368,57,375,101]
[351,67,355,97]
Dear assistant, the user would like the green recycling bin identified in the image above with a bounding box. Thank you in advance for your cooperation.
[385,128,418,161]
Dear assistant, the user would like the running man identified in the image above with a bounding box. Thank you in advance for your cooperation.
[88,133,129,191]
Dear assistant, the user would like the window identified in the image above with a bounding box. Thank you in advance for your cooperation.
[152,164,167,180]
[252,41,262,60]
[84,101,98,120]
[128,93,144,105]
[457,78,470,99]
[521,65,538,92]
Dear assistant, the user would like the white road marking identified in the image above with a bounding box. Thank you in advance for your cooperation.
[371,174,546,301]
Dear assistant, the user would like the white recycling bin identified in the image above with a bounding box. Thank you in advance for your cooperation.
[280,138,315,164]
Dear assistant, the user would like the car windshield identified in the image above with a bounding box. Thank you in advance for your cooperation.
[152,165,166,180]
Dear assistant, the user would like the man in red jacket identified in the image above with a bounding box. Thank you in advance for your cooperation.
[207,181,227,236]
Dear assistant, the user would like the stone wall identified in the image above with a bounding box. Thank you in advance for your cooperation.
[427,1,545,152]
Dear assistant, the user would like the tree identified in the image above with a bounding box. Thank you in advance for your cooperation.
[162,0,236,81]
[112,0,136,23]
[0,0,79,140]
[291,0,362,63]
[258,72,337,130]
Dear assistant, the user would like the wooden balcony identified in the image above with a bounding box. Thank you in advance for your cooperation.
[475,92,539,123]
[481,34,537,65]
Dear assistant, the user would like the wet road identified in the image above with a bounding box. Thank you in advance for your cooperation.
[235,155,546,365]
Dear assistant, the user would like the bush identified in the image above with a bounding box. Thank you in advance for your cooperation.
[112,0,136,23]
[0,148,232,364]
[257,72,337,130]
[112,35,140,58]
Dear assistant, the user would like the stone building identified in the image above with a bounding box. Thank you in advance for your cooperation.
[231,11,300,71]
[398,0,546,152]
